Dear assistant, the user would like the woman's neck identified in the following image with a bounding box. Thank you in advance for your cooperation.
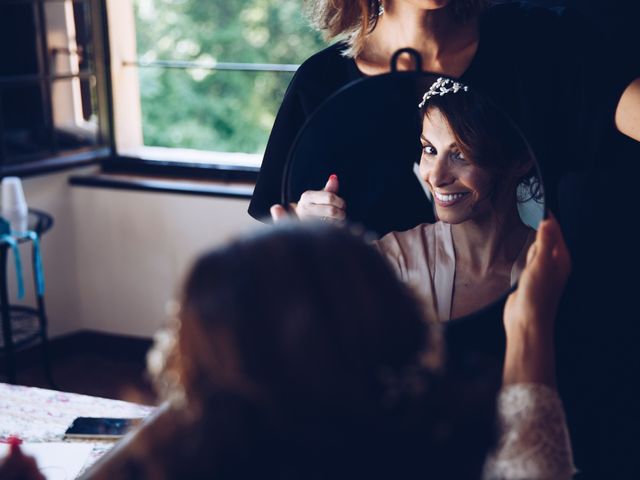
[450,206,530,276]
[357,2,479,75]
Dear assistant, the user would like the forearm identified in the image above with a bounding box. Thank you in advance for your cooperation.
[489,216,575,478]
[483,384,576,480]
[503,322,556,388]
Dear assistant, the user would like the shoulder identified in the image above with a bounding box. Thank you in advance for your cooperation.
[295,42,351,76]
[375,224,431,279]
[480,1,599,53]
[287,42,356,95]
[484,1,574,27]
[479,2,602,78]
[377,223,439,255]
[483,1,597,43]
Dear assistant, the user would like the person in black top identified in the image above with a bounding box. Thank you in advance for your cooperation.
[249,0,640,222]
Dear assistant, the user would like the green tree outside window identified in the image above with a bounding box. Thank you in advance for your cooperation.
[134,0,327,154]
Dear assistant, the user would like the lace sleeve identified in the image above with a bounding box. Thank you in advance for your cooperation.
[483,383,577,480]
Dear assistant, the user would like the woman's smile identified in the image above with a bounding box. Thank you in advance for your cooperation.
[433,190,470,206]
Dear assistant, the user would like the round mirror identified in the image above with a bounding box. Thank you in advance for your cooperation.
[284,65,545,327]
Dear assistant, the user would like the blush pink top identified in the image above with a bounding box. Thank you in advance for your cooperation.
[376,222,534,322]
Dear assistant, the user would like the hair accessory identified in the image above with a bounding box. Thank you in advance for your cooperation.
[418,77,469,109]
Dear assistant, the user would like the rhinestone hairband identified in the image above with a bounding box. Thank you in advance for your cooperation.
[418,77,469,109]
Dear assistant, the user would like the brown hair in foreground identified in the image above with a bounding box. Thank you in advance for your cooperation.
[138,223,498,479]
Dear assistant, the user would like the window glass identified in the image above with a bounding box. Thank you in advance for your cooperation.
[133,0,327,154]
[52,77,101,150]
[0,0,109,172]
[0,3,39,77]
[1,84,52,163]
[45,0,96,77]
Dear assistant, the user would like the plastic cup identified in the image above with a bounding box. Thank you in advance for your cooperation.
[1,177,28,232]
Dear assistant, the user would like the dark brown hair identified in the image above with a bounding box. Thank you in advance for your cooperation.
[178,222,435,415]
[305,0,488,57]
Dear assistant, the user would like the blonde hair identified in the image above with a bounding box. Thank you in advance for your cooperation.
[305,0,487,57]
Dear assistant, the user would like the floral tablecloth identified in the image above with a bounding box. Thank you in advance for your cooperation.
[0,383,155,474]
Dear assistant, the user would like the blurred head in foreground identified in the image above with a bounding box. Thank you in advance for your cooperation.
[147,222,496,479]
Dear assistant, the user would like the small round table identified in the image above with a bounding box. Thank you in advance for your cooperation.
[0,209,54,385]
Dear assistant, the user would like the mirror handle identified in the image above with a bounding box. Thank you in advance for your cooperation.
[390,48,422,72]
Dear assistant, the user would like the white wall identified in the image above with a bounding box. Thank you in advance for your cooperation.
[12,168,258,338]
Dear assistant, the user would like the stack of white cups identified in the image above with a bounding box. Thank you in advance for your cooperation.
[1,177,28,233]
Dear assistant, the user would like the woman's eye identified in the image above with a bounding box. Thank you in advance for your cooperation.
[422,145,436,155]
[451,150,466,162]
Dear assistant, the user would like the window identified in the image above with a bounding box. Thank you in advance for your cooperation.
[1,0,327,179]
[109,0,326,173]
[0,0,112,176]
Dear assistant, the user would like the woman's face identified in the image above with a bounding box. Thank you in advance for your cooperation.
[419,108,495,224]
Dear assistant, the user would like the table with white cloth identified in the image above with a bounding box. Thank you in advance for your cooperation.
[0,382,154,476]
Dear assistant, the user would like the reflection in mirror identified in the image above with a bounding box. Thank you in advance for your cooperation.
[286,73,544,322]
[379,77,544,321]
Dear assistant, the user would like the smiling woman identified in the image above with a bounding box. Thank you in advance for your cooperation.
[419,108,497,222]
[377,78,541,321]
[418,78,538,222]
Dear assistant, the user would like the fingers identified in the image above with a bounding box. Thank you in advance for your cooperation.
[528,216,560,267]
[271,201,345,222]
[534,214,571,278]
[525,242,537,266]
[0,441,46,480]
[284,175,346,221]
[535,218,555,262]
[270,204,291,222]
[324,173,339,193]
[296,202,346,220]
[299,190,346,210]
[547,214,571,275]
[297,187,346,221]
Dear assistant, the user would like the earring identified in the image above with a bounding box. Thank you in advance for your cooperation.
[378,0,384,16]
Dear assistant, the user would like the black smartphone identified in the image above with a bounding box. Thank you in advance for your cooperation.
[63,417,143,440]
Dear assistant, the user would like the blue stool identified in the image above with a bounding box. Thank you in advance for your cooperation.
[0,209,53,386]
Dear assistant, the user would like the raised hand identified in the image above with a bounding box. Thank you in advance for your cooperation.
[270,174,347,223]
[502,214,572,387]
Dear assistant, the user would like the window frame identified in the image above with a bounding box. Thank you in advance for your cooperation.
[0,0,115,178]
[2,0,305,185]
[103,0,316,183]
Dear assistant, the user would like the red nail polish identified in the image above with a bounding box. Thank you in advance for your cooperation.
[6,435,22,452]
[329,174,338,181]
